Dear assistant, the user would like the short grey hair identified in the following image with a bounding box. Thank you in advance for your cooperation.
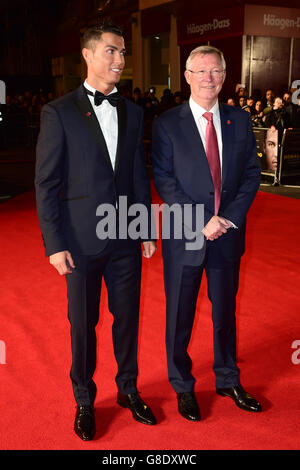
[186,45,226,71]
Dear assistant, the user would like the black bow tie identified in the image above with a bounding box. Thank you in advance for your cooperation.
[84,87,120,107]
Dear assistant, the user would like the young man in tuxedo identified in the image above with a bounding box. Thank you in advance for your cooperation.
[152,45,262,421]
[35,22,157,441]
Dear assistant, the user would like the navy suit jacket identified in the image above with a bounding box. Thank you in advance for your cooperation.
[35,85,152,257]
[151,101,261,267]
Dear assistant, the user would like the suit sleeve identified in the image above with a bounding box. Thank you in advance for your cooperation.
[220,114,261,227]
[132,107,155,241]
[35,104,68,256]
[152,116,213,227]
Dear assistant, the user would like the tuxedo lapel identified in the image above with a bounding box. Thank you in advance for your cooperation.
[73,85,113,171]
[219,103,234,187]
[114,97,127,173]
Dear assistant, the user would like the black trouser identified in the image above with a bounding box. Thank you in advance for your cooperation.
[166,258,241,393]
[66,244,142,406]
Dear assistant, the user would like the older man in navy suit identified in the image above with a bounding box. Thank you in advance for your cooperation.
[35,22,157,440]
[152,45,262,421]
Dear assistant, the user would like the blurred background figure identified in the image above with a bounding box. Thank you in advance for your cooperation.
[174,91,183,106]
[247,96,256,115]
[263,89,275,115]
[132,87,144,107]
[264,96,291,133]
[226,97,236,106]
[251,100,264,127]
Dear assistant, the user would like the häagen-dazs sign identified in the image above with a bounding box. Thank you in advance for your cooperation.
[178,5,300,45]
[177,7,244,45]
[186,18,230,36]
[244,5,300,38]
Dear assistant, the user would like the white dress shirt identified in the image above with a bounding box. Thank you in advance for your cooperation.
[189,97,237,228]
[84,79,118,170]
[189,97,223,173]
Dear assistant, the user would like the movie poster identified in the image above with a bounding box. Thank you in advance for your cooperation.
[253,127,278,182]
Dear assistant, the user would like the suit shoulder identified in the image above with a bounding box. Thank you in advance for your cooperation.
[123,97,143,115]
[221,103,251,120]
[42,89,79,112]
[156,104,183,124]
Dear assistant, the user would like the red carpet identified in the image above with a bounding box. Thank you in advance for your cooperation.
[0,188,299,450]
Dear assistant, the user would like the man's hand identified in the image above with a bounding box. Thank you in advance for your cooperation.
[202,216,231,241]
[142,241,157,258]
[49,250,75,275]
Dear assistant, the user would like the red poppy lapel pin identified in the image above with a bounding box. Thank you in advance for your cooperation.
[227,120,231,125]
[86,112,92,117]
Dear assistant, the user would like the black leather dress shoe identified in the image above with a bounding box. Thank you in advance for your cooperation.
[216,385,262,412]
[74,405,95,441]
[177,392,201,421]
[117,392,157,425]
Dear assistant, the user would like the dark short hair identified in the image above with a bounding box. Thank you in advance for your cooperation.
[82,20,123,50]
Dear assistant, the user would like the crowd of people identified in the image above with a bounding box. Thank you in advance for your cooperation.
[1,83,300,150]
[4,90,55,118]
[226,85,300,132]
[0,90,56,148]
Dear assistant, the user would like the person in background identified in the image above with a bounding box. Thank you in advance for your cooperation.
[251,100,264,128]
[283,90,300,128]
[263,89,275,115]
[246,96,256,115]
[174,91,183,106]
[132,87,144,107]
[239,96,250,113]
[226,97,236,106]
[264,96,291,133]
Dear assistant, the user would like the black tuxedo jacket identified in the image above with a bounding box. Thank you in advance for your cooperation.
[35,85,152,257]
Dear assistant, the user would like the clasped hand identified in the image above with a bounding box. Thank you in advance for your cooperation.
[202,215,232,241]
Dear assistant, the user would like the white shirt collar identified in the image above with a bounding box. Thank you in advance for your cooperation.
[189,96,220,120]
[84,79,117,96]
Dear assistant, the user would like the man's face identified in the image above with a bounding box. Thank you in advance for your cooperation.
[266,90,273,101]
[83,32,125,87]
[264,128,278,171]
[184,53,225,109]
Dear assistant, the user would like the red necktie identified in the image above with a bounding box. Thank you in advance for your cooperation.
[203,112,221,215]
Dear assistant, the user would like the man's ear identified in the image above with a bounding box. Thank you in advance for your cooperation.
[82,48,92,64]
[184,70,190,85]
[222,70,226,85]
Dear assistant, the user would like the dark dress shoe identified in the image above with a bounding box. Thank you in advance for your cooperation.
[216,385,262,412]
[74,405,95,441]
[177,392,201,421]
[117,392,157,425]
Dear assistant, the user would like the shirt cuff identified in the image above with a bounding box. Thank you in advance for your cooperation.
[226,219,238,229]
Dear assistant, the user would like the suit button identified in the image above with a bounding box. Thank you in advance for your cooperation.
[209,191,214,195]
